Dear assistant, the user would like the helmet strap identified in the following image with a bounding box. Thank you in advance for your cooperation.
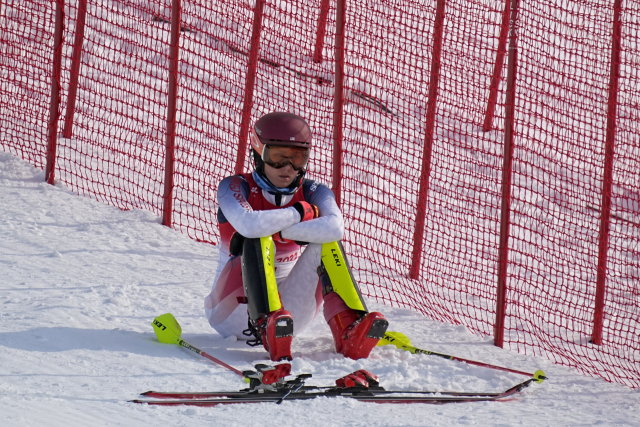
[251,170,306,196]
[252,149,265,175]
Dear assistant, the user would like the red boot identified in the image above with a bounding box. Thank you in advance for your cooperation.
[328,309,388,360]
[261,308,294,362]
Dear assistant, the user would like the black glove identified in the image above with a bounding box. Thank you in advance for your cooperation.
[229,232,245,256]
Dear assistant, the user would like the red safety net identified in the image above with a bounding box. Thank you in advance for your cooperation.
[53,0,169,212]
[1,0,638,387]
[1,0,55,168]
[504,0,640,387]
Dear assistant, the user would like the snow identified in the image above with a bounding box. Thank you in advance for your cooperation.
[2,152,640,426]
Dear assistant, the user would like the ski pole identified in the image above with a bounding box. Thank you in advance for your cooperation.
[152,313,244,377]
[378,331,546,383]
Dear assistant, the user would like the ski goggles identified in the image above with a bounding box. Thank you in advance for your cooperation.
[262,145,310,171]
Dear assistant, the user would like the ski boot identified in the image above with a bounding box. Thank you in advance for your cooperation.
[245,308,294,362]
[327,308,388,360]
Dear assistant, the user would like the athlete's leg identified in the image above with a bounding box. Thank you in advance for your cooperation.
[273,243,322,335]
[241,236,293,361]
[204,255,247,338]
[317,241,389,360]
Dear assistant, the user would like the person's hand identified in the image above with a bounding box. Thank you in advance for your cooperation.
[292,201,319,222]
[272,231,294,244]
[273,231,309,246]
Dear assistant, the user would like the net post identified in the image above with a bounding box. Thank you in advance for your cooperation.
[62,0,87,139]
[162,0,182,228]
[45,0,65,185]
[592,0,622,346]
[494,0,519,348]
[409,0,446,280]
[483,1,510,132]
[236,0,266,175]
[313,0,331,63]
[332,0,346,206]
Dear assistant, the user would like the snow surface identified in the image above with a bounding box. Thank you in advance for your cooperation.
[1,152,640,426]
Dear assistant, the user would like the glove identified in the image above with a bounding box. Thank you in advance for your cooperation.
[229,232,245,256]
[292,201,319,222]
[272,231,294,244]
[273,232,309,246]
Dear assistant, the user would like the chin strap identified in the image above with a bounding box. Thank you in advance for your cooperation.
[251,170,305,196]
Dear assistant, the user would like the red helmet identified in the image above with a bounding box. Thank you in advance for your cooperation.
[249,112,312,157]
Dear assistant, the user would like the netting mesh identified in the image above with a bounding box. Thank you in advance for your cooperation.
[0,0,55,168]
[503,0,640,386]
[1,0,639,387]
[171,0,251,242]
[53,0,168,211]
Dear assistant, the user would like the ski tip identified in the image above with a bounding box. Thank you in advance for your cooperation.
[139,391,154,396]
[533,370,547,383]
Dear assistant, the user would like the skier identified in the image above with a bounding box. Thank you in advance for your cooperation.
[205,112,388,362]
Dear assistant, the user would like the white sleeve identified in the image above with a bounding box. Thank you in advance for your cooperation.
[217,175,301,238]
[279,183,344,243]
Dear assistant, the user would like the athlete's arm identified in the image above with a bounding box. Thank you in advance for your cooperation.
[279,182,344,243]
[217,175,301,238]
